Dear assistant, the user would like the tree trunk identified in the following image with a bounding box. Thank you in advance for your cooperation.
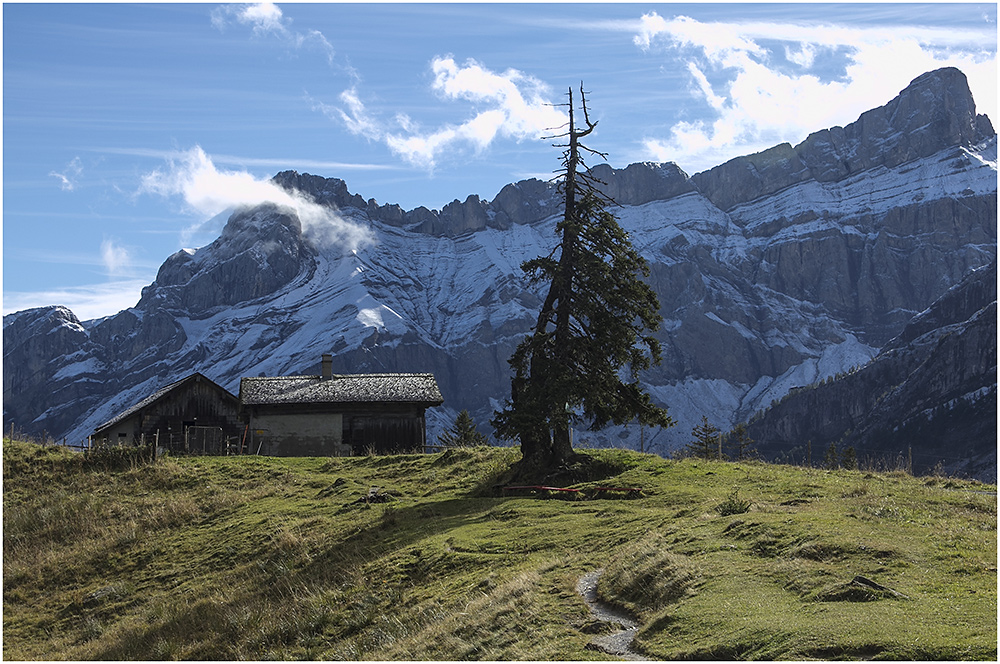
[551,424,573,464]
[546,86,584,466]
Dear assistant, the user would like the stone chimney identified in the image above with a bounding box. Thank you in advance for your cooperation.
[321,354,333,380]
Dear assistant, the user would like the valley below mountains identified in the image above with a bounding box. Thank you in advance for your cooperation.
[3,67,996,479]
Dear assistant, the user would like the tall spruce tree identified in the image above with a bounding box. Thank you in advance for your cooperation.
[492,84,673,469]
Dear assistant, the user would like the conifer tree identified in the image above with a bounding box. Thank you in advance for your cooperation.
[841,445,857,470]
[492,84,673,468]
[728,422,756,461]
[823,441,840,469]
[438,410,488,448]
[686,416,721,460]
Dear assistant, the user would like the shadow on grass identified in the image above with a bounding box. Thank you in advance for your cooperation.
[84,445,645,660]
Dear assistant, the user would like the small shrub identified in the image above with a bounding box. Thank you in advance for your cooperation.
[715,489,751,516]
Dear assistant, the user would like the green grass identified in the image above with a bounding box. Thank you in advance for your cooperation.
[3,439,996,660]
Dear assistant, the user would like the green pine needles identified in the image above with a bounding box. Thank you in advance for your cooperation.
[438,410,488,448]
[492,84,673,468]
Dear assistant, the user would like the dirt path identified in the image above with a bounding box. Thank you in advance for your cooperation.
[575,569,649,661]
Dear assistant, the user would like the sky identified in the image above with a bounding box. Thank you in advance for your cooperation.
[3,2,997,321]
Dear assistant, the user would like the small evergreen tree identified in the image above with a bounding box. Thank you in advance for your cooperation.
[841,445,857,470]
[823,441,840,470]
[686,416,721,460]
[438,410,488,448]
[727,422,756,461]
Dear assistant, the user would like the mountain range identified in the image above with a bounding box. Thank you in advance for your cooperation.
[3,67,996,479]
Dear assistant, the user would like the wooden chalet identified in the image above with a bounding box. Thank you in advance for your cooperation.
[239,354,444,456]
[91,373,243,454]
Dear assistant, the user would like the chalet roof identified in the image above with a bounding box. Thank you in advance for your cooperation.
[240,373,444,407]
[93,373,238,434]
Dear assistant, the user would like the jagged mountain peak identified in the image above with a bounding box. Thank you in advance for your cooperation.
[902,66,992,134]
[2,304,84,336]
[138,203,315,316]
[268,160,696,240]
[691,67,993,211]
[271,170,364,212]
[270,153,698,239]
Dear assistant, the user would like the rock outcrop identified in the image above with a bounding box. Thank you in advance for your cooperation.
[746,262,997,480]
[3,306,102,439]
[692,67,994,211]
[137,204,316,314]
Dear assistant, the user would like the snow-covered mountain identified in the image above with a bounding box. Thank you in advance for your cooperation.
[4,67,997,466]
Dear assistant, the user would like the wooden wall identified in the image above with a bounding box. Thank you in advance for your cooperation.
[95,377,243,453]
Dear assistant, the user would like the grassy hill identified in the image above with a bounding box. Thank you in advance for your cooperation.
[3,438,996,660]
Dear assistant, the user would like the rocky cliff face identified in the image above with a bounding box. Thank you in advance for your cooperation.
[692,68,994,210]
[746,261,996,481]
[138,204,317,313]
[4,68,996,474]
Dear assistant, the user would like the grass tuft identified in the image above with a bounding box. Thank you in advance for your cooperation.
[599,531,700,612]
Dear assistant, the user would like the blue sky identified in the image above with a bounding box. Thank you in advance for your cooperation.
[3,3,997,321]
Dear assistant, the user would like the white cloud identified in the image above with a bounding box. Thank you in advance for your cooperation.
[138,146,374,252]
[331,87,384,140]
[785,42,817,69]
[100,238,133,276]
[334,56,566,170]
[212,2,334,65]
[3,281,150,321]
[634,12,997,174]
[49,156,83,191]
[236,1,285,35]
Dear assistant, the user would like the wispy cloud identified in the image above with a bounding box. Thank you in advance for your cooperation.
[137,146,374,252]
[211,2,335,65]
[93,146,396,172]
[634,12,997,173]
[49,156,83,191]
[311,88,384,141]
[100,238,133,276]
[332,56,566,170]
[3,281,150,321]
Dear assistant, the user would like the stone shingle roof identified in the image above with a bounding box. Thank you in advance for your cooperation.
[239,373,444,407]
